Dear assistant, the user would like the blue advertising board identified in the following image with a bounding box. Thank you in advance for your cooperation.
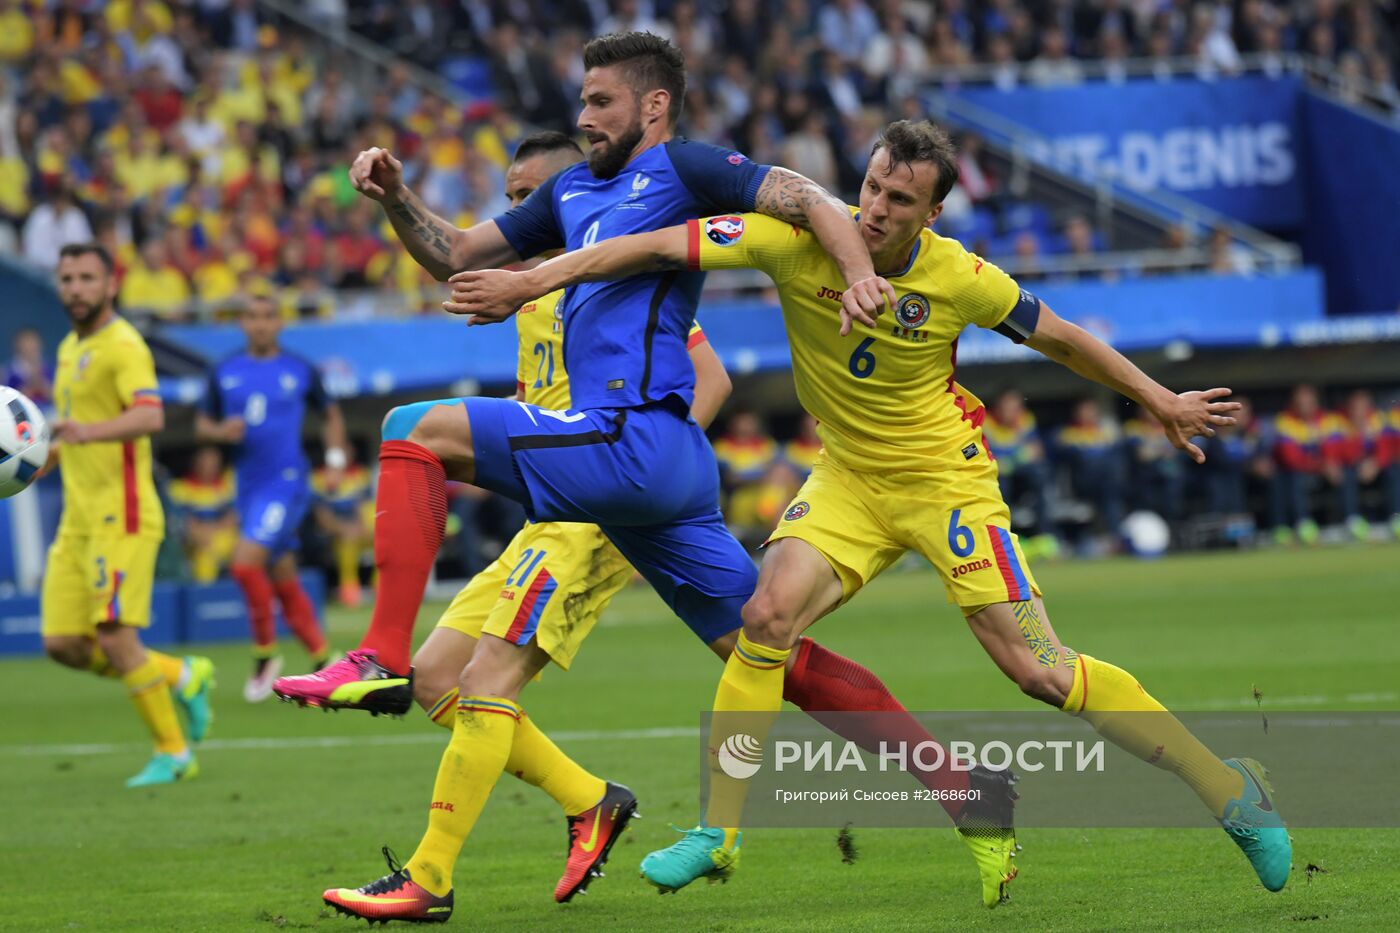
[154,269,1325,399]
[948,76,1305,229]
[0,573,324,656]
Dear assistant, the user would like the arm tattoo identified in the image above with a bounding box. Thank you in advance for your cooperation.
[385,187,458,279]
[753,166,847,228]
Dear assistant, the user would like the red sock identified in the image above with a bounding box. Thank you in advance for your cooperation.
[358,441,447,674]
[273,575,327,657]
[783,637,971,820]
[230,563,276,650]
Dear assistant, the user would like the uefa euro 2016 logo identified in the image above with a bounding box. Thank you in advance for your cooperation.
[705,216,745,247]
[718,733,764,779]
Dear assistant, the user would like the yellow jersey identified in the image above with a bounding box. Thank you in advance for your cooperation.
[516,289,707,410]
[168,470,236,521]
[690,212,1029,473]
[516,289,570,410]
[54,316,165,538]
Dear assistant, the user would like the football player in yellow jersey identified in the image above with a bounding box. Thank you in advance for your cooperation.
[41,243,214,788]
[449,120,1292,904]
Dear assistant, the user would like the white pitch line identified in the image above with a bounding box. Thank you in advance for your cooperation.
[4,692,1396,759]
[2,725,701,759]
[1176,690,1398,710]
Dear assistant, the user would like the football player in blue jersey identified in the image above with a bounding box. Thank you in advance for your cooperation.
[196,293,348,701]
[276,32,980,925]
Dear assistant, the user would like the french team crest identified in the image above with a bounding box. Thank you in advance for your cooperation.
[705,216,745,246]
[784,500,810,522]
[629,173,651,199]
[895,293,931,329]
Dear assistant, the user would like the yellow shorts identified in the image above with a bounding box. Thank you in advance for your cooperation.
[434,520,633,670]
[41,534,161,636]
[768,450,1042,610]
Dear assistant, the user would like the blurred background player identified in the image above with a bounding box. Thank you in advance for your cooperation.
[196,292,346,701]
[4,326,55,411]
[168,445,238,584]
[782,414,823,480]
[984,389,1059,558]
[1269,383,1326,544]
[310,448,376,608]
[40,242,212,788]
[713,407,778,496]
[1124,404,1187,523]
[1324,389,1390,540]
[1054,397,1126,552]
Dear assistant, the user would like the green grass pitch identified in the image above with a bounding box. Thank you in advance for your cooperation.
[3,544,1398,931]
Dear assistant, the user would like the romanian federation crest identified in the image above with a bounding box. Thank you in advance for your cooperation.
[895,293,931,329]
[783,500,810,522]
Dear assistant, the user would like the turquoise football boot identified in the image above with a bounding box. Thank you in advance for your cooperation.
[1219,757,1291,892]
[175,655,215,743]
[640,826,739,893]
[126,752,199,788]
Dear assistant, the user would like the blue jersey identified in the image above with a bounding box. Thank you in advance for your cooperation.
[494,138,769,412]
[203,351,329,490]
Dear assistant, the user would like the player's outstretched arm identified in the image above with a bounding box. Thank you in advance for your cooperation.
[441,226,690,323]
[52,405,164,445]
[752,166,895,333]
[349,147,519,280]
[1026,302,1240,463]
[688,336,732,430]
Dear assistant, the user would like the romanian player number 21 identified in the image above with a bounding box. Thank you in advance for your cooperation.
[533,342,555,388]
[947,509,975,557]
[848,337,877,379]
[506,548,548,587]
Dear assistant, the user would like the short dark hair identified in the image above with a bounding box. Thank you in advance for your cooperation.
[583,31,687,126]
[58,242,114,274]
[871,120,960,207]
[512,131,584,165]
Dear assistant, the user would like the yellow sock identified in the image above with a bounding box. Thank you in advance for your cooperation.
[122,657,187,756]
[150,651,187,690]
[336,537,360,588]
[423,690,604,814]
[407,696,520,896]
[93,647,185,690]
[1063,652,1242,816]
[705,631,790,838]
[508,713,607,815]
[426,689,458,730]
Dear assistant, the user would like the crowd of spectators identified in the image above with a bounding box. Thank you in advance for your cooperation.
[5,0,1397,323]
[3,0,533,320]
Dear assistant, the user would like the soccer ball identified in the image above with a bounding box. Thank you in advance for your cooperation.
[0,387,50,499]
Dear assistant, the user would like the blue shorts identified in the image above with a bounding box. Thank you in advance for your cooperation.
[462,397,756,644]
[237,480,310,557]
